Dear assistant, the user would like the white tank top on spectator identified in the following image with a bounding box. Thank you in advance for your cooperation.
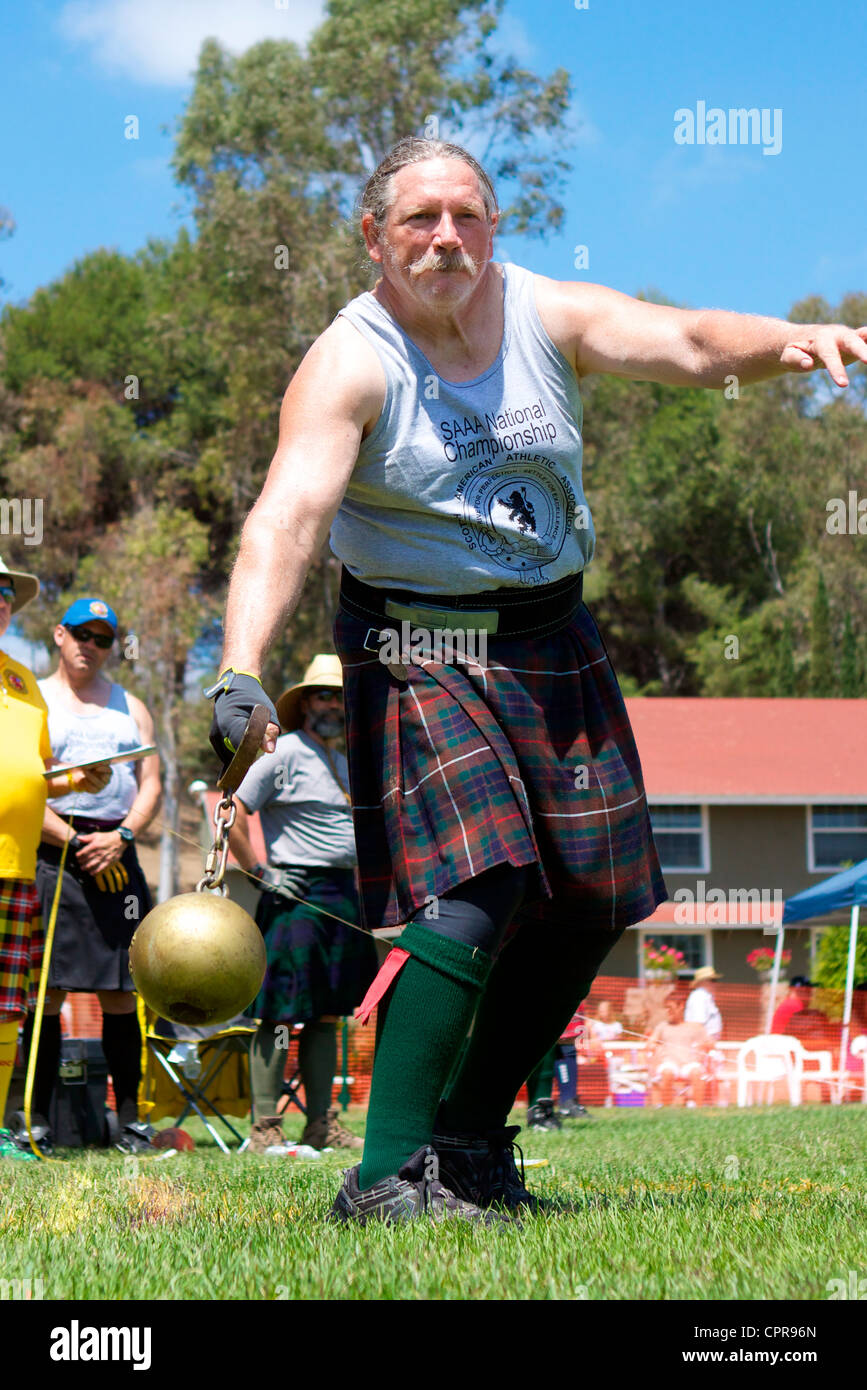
[41,681,141,820]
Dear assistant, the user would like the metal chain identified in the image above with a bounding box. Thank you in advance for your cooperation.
[195,793,236,895]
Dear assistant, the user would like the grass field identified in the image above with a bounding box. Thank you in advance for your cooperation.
[1,1105,864,1301]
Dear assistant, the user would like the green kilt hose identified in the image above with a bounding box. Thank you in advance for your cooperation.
[0,878,43,1019]
[250,867,377,1024]
[334,573,666,934]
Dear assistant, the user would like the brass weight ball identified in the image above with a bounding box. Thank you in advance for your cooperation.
[129,893,267,1026]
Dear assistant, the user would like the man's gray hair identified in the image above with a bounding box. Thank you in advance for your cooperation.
[359,137,499,230]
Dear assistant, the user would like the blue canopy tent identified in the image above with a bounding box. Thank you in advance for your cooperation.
[779,858,867,1101]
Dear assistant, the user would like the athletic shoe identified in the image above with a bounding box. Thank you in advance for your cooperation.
[114,1121,156,1155]
[527,1099,562,1132]
[431,1124,548,1214]
[0,1128,41,1161]
[303,1105,363,1151]
[558,1100,593,1119]
[328,1144,513,1226]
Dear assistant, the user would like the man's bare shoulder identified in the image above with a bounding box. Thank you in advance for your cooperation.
[531,273,630,362]
[123,688,154,729]
[287,316,386,436]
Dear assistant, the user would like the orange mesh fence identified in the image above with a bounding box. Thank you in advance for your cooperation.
[61,975,866,1115]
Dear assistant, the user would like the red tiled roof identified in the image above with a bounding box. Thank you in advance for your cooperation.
[626,699,867,803]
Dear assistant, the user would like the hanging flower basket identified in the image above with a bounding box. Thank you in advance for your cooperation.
[747,946,791,974]
[642,940,685,981]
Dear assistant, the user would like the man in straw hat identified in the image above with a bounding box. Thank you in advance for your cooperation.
[227,654,376,1153]
[0,558,109,1156]
[207,137,867,1223]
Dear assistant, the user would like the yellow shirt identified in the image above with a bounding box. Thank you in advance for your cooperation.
[0,649,51,880]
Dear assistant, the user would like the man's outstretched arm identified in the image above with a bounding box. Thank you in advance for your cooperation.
[536,278,867,389]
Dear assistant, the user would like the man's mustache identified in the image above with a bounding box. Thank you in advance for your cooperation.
[409,247,479,278]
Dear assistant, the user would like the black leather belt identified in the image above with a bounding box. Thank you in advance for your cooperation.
[66,815,124,832]
[339,567,584,640]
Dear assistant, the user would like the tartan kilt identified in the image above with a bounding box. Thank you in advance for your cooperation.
[0,878,43,1020]
[333,597,666,933]
[249,868,378,1024]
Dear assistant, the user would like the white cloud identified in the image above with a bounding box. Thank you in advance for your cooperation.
[57,0,326,86]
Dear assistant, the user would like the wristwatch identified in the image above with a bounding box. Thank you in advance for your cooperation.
[118,826,135,844]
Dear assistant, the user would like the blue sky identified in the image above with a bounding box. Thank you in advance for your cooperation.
[2,1,865,319]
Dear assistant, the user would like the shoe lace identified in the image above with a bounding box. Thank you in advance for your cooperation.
[488,1132,526,1193]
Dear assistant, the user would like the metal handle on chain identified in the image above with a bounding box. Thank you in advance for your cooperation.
[196,793,237,895]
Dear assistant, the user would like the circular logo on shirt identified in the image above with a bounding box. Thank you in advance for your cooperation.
[458,457,575,577]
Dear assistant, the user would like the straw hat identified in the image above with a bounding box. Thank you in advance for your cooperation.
[690,966,722,987]
[275,654,344,732]
[0,554,40,614]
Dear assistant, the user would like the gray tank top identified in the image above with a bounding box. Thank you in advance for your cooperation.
[330,261,595,593]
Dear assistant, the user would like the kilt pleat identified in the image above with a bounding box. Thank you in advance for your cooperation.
[0,878,43,1019]
[333,599,666,933]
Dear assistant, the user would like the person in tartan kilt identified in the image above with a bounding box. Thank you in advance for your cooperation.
[208,139,867,1224]
[228,654,376,1153]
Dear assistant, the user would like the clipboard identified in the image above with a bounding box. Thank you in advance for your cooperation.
[43,745,157,779]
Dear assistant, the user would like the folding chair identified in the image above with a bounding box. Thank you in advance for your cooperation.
[139,1007,258,1153]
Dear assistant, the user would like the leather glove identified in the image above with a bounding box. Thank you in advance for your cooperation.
[251,863,308,902]
[94,862,130,893]
[204,668,280,770]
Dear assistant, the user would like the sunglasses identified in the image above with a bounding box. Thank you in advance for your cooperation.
[65,624,114,650]
[309,690,342,704]
[0,585,15,604]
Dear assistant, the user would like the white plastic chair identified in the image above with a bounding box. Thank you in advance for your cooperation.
[736,1035,803,1107]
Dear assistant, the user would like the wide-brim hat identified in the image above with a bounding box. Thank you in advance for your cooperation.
[690,966,723,987]
[0,554,40,615]
[276,654,344,732]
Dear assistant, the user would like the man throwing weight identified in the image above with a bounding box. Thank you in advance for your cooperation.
[209,137,867,1224]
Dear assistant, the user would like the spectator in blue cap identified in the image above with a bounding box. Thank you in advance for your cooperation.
[20,596,162,1154]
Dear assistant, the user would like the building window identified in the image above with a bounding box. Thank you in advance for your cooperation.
[638,930,709,977]
[649,805,709,872]
[808,806,867,872]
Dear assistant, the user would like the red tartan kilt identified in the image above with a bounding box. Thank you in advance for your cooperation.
[0,878,43,1020]
[333,598,666,933]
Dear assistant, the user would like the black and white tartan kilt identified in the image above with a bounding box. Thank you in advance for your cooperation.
[333,595,667,935]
